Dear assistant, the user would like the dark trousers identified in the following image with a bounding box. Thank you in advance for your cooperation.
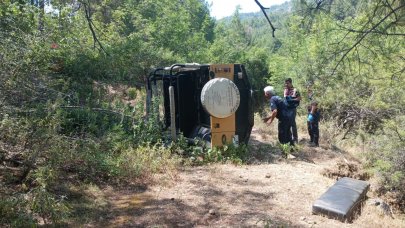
[278,118,293,145]
[307,121,319,146]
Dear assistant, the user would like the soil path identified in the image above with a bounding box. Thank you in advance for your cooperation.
[89,129,403,228]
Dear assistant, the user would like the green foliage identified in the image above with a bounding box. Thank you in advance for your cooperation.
[364,116,405,208]
[114,143,180,179]
[30,186,70,225]
[0,1,38,33]
[0,196,36,227]
[126,87,137,100]
[187,144,249,165]
[278,143,299,157]
[208,11,250,64]
[132,97,163,146]
[0,166,69,226]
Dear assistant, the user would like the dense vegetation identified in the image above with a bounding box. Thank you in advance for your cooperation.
[0,0,404,225]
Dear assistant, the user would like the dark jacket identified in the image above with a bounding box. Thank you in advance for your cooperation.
[270,96,293,120]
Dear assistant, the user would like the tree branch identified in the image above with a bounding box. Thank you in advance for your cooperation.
[336,24,405,36]
[254,0,276,37]
[394,126,404,142]
[330,3,405,76]
[79,0,107,54]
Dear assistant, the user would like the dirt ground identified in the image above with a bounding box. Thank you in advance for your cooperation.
[78,127,404,228]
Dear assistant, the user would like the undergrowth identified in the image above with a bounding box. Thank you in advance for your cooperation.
[363,117,405,211]
[186,143,250,165]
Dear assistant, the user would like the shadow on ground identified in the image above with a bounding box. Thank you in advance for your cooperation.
[68,182,294,227]
[247,138,282,164]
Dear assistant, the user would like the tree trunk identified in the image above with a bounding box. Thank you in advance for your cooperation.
[38,0,45,31]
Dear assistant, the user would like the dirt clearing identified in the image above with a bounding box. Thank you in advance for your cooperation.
[74,128,404,227]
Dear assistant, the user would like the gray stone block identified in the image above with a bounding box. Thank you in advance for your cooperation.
[312,177,370,222]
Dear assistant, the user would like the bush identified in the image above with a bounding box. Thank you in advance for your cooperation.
[0,196,36,227]
[364,117,405,211]
[0,176,69,226]
[30,187,70,225]
[131,98,164,146]
[126,87,137,100]
[187,143,249,165]
[115,143,180,180]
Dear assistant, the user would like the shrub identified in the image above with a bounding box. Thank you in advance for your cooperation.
[115,143,180,180]
[364,117,405,211]
[131,97,164,146]
[30,187,70,225]
[278,143,298,157]
[126,87,137,100]
[187,143,249,165]
[0,196,36,227]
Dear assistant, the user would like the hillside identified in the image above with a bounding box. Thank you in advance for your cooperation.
[218,1,292,22]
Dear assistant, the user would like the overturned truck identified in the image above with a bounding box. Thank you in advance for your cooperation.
[147,64,254,147]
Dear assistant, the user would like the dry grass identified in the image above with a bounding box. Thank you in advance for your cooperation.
[78,163,404,227]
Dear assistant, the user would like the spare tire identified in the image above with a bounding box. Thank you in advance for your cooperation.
[200,78,240,118]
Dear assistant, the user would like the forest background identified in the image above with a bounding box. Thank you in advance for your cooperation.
[0,0,404,226]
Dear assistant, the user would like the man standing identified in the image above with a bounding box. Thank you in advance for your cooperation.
[283,78,301,143]
[263,86,293,145]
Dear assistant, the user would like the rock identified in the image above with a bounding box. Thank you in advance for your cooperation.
[368,198,381,206]
[368,197,393,217]
[209,209,216,215]
[287,154,296,159]
[265,174,271,178]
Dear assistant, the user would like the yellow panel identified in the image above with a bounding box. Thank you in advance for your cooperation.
[211,132,234,147]
[208,64,237,147]
[210,64,235,80]
[210,113,235,133]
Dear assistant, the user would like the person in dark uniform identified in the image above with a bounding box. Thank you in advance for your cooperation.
[263,86,294,145]
[307,101,320,147]
[284,78,301,143]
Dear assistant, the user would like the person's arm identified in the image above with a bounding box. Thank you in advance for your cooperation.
[293,89,301,101]
[308,105,316,122]
[310,105,316,114]
[283,88,288,97]
[266,109,277,125]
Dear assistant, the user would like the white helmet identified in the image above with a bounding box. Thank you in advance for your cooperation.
[263,86,275,96]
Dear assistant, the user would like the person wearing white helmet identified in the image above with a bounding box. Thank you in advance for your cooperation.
[263,86,294,145]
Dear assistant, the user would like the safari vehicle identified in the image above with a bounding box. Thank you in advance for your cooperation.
[146,64,254,147]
